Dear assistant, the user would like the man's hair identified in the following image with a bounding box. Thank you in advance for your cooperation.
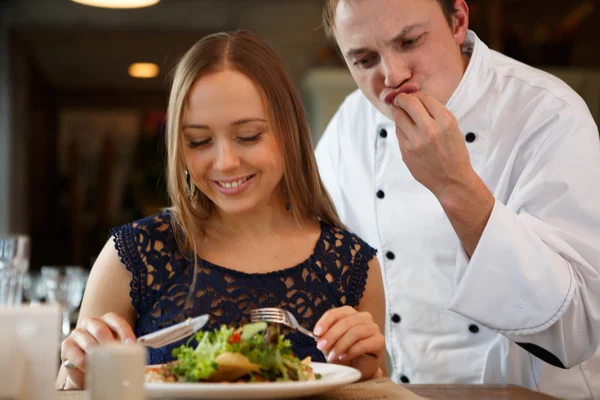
[323,0,459,39]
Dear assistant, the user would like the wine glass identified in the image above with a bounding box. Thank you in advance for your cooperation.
[22,271,47,305]
[41,266,88,339]
[0,234,30,306]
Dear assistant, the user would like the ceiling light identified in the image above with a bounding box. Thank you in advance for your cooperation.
[128,63,160,79]
[71,0,160,9]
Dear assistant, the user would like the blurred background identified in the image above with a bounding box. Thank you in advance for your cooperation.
[0,0,599,279]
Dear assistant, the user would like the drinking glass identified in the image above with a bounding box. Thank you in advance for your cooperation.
[41,266,87,338]
[22,271,47,305]
[0,234,30,306]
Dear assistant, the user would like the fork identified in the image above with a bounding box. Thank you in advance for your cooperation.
[250,307,378,359]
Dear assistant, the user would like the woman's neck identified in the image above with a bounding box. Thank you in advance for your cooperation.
[204,200,296,240]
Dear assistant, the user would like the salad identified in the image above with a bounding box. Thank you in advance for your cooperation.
[145,322,320,383]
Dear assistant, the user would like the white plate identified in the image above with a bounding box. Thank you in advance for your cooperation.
[145,362,361,399]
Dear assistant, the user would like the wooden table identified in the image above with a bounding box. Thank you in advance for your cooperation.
[407,384,558,399]
[56,383,559,400]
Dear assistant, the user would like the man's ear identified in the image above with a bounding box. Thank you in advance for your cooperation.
[452,0,469,45]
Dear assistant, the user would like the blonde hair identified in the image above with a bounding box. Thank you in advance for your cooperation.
[165,30,344,287]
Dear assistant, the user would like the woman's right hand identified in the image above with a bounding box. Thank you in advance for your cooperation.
[60,312,136,389]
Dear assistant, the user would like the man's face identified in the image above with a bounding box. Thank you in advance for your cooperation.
[334,0,469,120]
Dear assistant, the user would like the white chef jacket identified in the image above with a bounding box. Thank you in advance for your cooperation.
[315,30,600,399]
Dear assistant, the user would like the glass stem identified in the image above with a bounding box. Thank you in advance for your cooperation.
[62,308,71,339]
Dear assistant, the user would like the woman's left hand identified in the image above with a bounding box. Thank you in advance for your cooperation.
[314,306,385,364]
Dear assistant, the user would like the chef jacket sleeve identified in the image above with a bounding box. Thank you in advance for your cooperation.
[448,112,600,369]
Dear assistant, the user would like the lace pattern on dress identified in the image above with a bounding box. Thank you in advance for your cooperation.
[110,211,376,365]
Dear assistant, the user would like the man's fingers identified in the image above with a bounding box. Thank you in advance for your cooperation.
[394,93,457,146]
[413,93,456,130]
[393,93,434,129]
[412,93,445,118]
[391,104,417,142]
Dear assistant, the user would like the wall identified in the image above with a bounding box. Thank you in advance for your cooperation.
[0,0,331,239]
[5,0,330,89]
[501,0,599,67]
[0,3,11,233]
[302,67,356,144]
[10,34,32,235]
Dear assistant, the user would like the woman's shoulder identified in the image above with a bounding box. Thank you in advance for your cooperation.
[109,209,181,318]
[111,209,173,236]
[109,209,176,257]
[317,222,377,307]
[130,209,172,230]
[318,222,377,261]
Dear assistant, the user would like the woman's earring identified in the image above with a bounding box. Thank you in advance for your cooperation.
[284,186,291,211]
[185,169,196,198]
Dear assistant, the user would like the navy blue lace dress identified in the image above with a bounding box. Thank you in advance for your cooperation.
[110,210,376,365]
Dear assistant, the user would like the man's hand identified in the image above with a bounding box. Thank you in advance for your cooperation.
[392,92,473,200]
[392,92,495,256]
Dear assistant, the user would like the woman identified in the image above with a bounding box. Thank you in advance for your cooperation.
[57,30,386,390]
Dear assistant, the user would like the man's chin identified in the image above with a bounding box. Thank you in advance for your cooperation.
[376,103,396,122]
[364,93,397,121]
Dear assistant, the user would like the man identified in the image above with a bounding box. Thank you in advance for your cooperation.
[315,0,600,398]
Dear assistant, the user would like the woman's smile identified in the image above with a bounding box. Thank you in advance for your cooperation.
[211,174,256,195]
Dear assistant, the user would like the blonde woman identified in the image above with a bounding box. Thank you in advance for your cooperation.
[57,30,386,390]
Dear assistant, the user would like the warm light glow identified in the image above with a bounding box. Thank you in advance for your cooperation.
[71,0,160,9]
[128,63,160,79]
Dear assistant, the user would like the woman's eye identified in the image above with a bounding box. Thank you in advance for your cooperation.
[238,133,263,143]
[187,138,211,148]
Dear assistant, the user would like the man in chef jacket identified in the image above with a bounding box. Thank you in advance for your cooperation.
[315,0,600,398]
